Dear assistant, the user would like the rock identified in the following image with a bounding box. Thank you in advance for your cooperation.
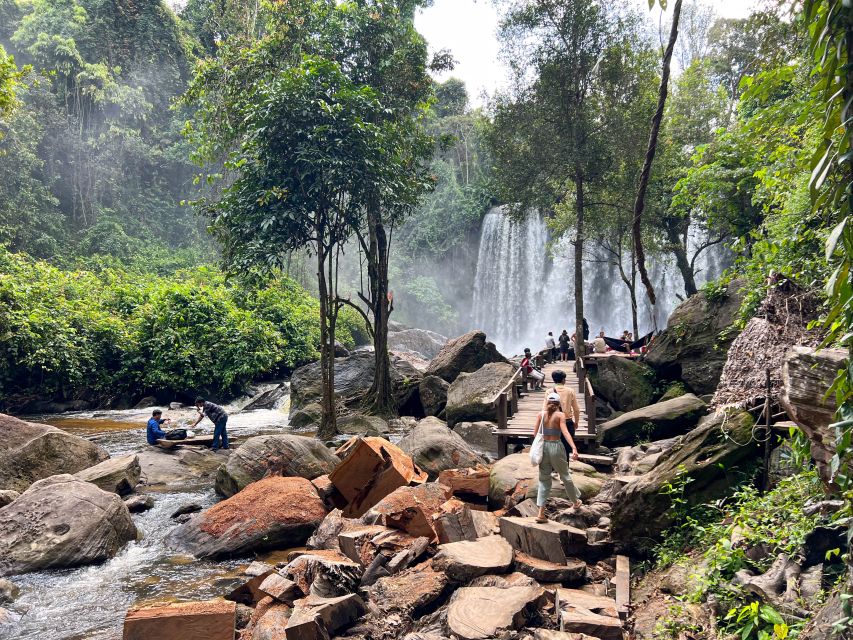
[252,603,292,640]
[310,475,341,509]
[419,375,450,417]
[0,491,18,508]
[0,474,136,576]
[389,327,448,361]
[659,383,688,402]
[489,453,603,509]
[337,413,389,437]
[588,357,655,412]
[0,579,19,604]
[558,589,619,617]
[284,593,365,640]
[339,526,424,570]
[781,347,847,486]
[228,566,278,606]
[438,468,490,506]
[74,454,141,495]
[215,434,339,498]
[645,281,745,395]
[425,330,508,383]
[446,585,546,640]
[533,631,600,640]
[329,437,428,518]
[171,503,203,518]
[368,562,450,616]
[801,592,845,640]
[362,482,450,539]
[803,525,846,568]
[398,418,487,479]
[137,447,225,491]
[169,402,185,410]
[445,363,517,426]
[0,413,109,493]
[289,352,422,417]
[610,410,760,545]
[123,600,236,640]
[597,394,707,447]
[614,438,679,475]
[499,516,587,564]
[166,476,326,559]
[290,403,322,429]
[432,535,513,581]
[124,494,154,513]
[515,551,586,584]
[244,383,289,412]
[133,396,159,409]
[282,550,361,598]
[306,510,366,553]
[452,421,497,456]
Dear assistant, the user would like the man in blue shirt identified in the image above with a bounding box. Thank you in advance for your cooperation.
[146,409,171,445]
[192,397,229,451]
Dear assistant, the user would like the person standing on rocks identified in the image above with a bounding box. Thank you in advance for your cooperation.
[533,392,581,523]
[545,332,557,362]
[192,397,230,451]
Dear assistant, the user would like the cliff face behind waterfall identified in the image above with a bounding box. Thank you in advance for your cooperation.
[469,206,730,354]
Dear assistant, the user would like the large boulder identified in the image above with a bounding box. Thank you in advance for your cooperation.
[589,357,655,412]
[0,474,137,576]
[388,327,448,361]
[0,413,109,493]
[610,410,760,546]
[445,363,517,427]
[419,375,450,417]
[645,281,745,395]
[397,418,487,480]
[597,394,707,447]
[74,454,141,495]
[137,448,225,491]
[781,347,847,487]
[489,453,604,509]
[453,421,498,456]
[167,476,327,559]
[337,413,390,437]
[290,352,422,416]
[425,330,507,383]
[215,434,339,497]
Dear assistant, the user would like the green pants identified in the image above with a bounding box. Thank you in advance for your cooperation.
[537,440,580,507]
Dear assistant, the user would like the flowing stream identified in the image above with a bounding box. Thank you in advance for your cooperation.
[2,396,298,640]
[472,206,729,355]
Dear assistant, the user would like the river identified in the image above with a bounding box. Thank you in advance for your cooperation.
[1,395,303,640]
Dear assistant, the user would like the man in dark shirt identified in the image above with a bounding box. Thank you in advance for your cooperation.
[192,397,230,451]
[146,409,171,445]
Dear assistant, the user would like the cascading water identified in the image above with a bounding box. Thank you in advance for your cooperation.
[471,207,729,355]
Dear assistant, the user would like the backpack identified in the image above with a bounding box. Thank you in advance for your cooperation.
[164,429,188,441]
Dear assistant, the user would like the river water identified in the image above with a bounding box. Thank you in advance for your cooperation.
[1,397,301,640]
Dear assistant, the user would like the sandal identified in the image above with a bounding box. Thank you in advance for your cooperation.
[535,516,548,524]
[572,500,582,509]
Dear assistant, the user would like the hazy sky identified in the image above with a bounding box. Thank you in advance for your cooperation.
[414,0,760,107]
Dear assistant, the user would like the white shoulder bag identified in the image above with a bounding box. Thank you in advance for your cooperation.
[529,412,545,465]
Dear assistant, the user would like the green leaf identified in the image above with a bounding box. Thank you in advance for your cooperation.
[826,217,849,259]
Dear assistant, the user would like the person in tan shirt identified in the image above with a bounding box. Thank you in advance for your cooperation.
[541,369,581,457]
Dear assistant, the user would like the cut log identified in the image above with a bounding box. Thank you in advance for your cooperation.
[498,516,587,564]
[329,437,428,518]
[226,570,276,605]
[432,535,514,582]
[447,586,547,640]
[614,555,630,616]
[557,589,619,618]
[363,482,451,539]
[337,525,390,566]
[432,499,478,544]
[285,593,365,640]
[259,573,303,604]
[386,536,431,574]
[123,600,235,640]
[470,510,499,538]
[311,474,344,509]
[367,562,451,616]
[533,630,601,640]
[282,551,362,599]
[561,606,623,640]
[515,551,586,585]
[506,499,539,519]
[437,467,490,504]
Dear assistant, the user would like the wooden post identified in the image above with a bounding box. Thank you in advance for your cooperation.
[497,392,508,430]
[510,381,518,415]
[586,380,597,437]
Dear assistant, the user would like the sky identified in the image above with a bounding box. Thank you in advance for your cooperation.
[414,0,760,107]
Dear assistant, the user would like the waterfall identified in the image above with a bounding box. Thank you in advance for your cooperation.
[471,207,729,355]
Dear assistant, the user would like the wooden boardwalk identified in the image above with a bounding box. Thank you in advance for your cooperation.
[492,360,606,461]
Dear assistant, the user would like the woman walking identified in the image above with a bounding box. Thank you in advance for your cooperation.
[533,392,581,523]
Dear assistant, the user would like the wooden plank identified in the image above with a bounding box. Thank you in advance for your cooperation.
[124,600,235,640]
[614,555,630,617]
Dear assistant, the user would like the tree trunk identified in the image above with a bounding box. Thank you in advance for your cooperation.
[316,241,337,441]
[666,225,698,297]
[366,202,395,416]
[574,173,586,360]
[632,0,683,307]
[629,246,639,338]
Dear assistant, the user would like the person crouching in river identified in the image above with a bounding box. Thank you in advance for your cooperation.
[533,392,581,523]
[192,397,229,451]
[146,409,171,445]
